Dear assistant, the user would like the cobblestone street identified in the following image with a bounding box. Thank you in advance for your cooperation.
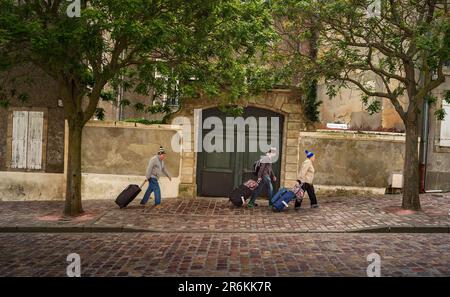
[1,194,449,277]
[0,232,449,277]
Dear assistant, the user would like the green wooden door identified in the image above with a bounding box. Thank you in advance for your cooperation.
[197,107,284,197]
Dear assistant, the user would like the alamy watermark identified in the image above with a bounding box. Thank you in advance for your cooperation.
[366,253,381,277]
[66,0,81,18]
[171,109,281,161]
[66,253,81,277]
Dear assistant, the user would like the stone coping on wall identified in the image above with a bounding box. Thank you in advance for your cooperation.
[302,129,406,142]
[315,184,387,196]
[85,120,183,131]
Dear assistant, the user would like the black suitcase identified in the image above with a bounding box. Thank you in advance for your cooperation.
[115,180,147,208]
[229,184,253,207]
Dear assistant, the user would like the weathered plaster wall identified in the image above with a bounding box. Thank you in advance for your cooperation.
[81,173,180,200]
[0,172,65,201]
[317,82,405,132]
[81,121,181,177]
[0,172,180,201]
[299,131,405,188]
[0,121,183,201]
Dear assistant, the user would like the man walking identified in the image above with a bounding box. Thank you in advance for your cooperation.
[248,147,277,208]
[140,146,172,207]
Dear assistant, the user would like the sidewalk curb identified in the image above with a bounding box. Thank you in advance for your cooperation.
[351,225,450,233]
[0,225,449,234]
[0,226,151,233]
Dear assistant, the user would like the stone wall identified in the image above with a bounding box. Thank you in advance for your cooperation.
[0,121,183,201]
[79,121,182,199]
[299,130,405,189]
[81,121,181,176]
[317,81,406,132]
[0,171,65,201]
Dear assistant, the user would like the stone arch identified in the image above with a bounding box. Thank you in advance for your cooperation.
[170,89,304,198]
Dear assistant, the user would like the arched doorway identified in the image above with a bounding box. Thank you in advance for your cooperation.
[196,106,285,197]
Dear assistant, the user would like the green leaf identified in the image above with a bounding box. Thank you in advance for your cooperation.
[364,98,382,115]
[133,102,145,112]
[426,94,438,105]
[18,93,29,102]
[123,118,163,125]
[218,104,244,117]
[0,98,10,109]
[444,90,450,105]
[100,90,116,102]
[435,108,446,121]
[120,99,131,107]
[326,84,338,99]
[95,108,105,121]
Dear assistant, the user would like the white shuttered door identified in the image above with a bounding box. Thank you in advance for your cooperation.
[441,103,450,147]
[11,111,29,169]
[27,111,44,169]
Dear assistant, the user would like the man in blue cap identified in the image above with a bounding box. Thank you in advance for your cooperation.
[296,150,319,209]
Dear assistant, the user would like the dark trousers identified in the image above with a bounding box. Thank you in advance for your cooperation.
[295,183,318,207]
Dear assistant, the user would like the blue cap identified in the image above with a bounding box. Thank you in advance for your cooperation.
[305,150,314,159]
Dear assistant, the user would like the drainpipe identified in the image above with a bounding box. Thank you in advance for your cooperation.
[419,95,429,193]
[116,52,125,121]
[418,47,433,194]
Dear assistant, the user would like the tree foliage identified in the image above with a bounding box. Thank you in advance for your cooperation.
[278,0,449,123]
[274,0,449,211]
[0,0,277,215]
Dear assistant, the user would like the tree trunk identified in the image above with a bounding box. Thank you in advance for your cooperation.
[402,118,421,211]
[64,120,84,216]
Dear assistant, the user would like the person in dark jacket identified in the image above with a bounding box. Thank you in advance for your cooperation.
[248,147,277,208]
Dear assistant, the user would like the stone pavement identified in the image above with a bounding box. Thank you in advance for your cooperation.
[0,232,449,276]
[1,194,450,277]
[0,193,449,232]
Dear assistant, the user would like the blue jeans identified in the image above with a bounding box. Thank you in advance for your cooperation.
[140,178,161,205]
[250,175,273,204]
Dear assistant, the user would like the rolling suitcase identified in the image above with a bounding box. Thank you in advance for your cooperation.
[229,185,253,207]
[271,182,305,212]
[229,179,259,207]
[271,187,296,212]
[115,180,147,209]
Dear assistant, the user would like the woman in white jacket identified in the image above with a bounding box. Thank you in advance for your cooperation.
[296,150,319,209]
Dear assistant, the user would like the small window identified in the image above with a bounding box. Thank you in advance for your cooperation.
[440,102,450,147]
[11,111,44,169]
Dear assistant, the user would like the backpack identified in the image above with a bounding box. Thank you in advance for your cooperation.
[292,182,305,203]
[291,182,305,199]
[252,159,261,176]
[243,179,259,190]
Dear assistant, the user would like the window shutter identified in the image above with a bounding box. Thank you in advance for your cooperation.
[440,103,450,147]
[27,111,44,170]
[11,111,28,169]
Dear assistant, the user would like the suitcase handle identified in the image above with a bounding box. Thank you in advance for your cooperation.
[139,179,147,189]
